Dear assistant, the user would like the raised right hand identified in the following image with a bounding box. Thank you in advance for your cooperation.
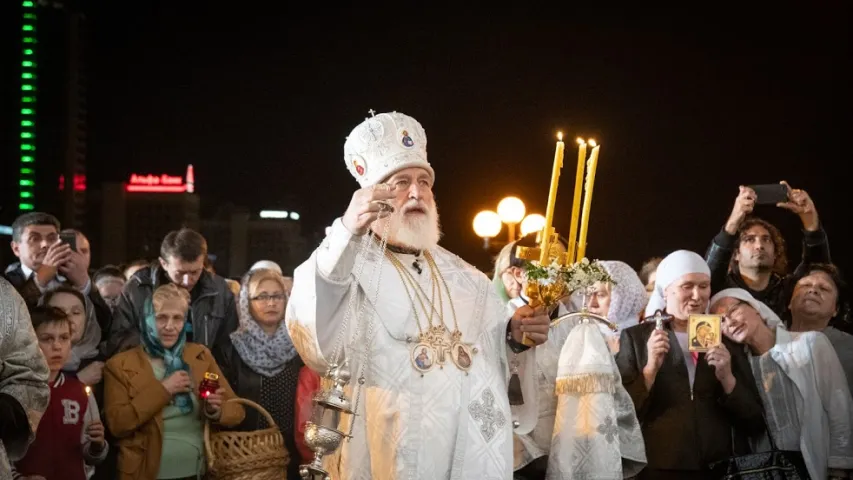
[724,186,756,234]
[644,329,670,374]
[161,371,192,396]
[35,242,72,284]
[341,184,397,236]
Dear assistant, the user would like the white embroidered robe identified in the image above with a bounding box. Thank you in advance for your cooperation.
[286,219,539,480]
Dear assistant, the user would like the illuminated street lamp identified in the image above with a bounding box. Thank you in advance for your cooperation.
[473,210,502,249]
[520,213,546,238]
[496,196,526,243]
[473,196,546,250]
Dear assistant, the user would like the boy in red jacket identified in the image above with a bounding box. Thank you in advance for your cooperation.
[13,306,108,480]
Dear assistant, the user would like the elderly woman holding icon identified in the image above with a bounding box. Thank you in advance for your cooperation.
[615,250,765,479]
[104,284,243,480]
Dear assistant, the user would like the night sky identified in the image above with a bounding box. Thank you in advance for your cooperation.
[84,4,849,275]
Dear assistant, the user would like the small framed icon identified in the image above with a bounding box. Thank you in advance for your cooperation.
[411,344,436,373]
[688,314,722,352]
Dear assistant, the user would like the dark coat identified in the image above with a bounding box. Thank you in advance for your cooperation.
[615,321,766,473]
[104,265,239,356]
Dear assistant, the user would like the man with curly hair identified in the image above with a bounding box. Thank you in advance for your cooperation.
[704,181,831,315]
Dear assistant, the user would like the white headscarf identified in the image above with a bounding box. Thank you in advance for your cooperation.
[599,260,648,332]
[644,250,711,317]
[710,288,784,329]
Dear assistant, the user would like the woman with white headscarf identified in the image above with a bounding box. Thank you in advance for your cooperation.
[587,260,648,354]
[616,250,765,479]
[710,288,853,480]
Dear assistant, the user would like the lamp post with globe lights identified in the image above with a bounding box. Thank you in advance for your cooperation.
[473,197,545,250]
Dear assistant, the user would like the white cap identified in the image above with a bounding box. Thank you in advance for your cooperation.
[343,111,434,188]
[250,260,282,275]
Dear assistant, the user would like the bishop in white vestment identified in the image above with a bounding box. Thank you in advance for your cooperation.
[286,111,549,480]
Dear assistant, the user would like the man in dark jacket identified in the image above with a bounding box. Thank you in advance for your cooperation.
[3,213,113,334]
[705,182,830,315]
[104,228,239,356]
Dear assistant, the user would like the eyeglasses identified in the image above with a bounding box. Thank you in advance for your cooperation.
[722,301,749,322]
[251,293,287,304]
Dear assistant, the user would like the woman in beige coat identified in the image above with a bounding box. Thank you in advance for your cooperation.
[104,284,244,480]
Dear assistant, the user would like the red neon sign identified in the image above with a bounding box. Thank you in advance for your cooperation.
[58,174,87,192]
[125,166,195,193]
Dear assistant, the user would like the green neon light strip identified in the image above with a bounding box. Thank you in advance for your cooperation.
[20,1,38,212]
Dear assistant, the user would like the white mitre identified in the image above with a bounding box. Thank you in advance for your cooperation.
[344,111,435,188]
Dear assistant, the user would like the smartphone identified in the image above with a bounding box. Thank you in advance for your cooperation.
[747,183,788,205]
[59,231,77,252]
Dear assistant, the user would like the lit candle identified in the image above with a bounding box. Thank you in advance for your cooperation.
[540,132,565,264]
[576,142,600,261]
[85,385,91,396]
[566,138,587,265]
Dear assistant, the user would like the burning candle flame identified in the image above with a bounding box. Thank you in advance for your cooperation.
[85,386,91,396]
[588,139,597,147]
[557,131,563,141]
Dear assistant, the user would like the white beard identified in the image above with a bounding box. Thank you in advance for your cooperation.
[384,203,442,252]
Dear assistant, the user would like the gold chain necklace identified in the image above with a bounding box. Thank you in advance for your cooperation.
[385,251,438,337]
[385,250,473,375]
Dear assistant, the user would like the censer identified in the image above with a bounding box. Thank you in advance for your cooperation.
[300,201,393,480]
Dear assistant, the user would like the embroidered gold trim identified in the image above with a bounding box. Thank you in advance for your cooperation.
[555,373,617,395]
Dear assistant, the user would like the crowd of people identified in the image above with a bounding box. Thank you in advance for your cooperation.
[0,213,315,480]
[1,110,851,480]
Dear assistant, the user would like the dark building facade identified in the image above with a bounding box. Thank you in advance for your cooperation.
[93,181,201,267]
[3,0,88,230]
[201,205,309,278]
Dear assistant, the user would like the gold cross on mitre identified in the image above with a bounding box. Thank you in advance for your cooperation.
[514,132,602,345]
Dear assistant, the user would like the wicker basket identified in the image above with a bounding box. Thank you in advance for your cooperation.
[204,397,289,480]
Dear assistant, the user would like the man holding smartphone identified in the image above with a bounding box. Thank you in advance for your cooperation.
[3,212,93,308]
[704,181,831,315]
